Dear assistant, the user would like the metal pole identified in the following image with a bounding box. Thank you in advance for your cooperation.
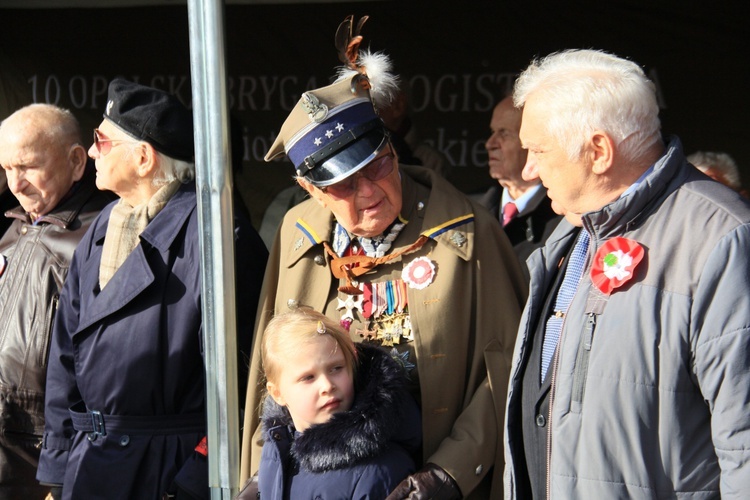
[186,0,239,498]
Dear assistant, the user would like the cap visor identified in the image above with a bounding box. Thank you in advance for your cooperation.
[305,128,388,187]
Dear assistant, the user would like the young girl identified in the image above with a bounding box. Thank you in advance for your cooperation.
[257,308,421,499]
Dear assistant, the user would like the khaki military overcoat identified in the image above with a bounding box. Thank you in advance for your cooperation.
[240,166,526,497]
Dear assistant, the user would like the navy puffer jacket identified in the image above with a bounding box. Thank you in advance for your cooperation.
[258,343,421,499]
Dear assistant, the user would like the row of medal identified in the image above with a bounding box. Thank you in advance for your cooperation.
[337,256,436,346]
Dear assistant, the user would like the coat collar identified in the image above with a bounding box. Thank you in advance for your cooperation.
[282,165,476,270]
[93,181,197,252]
[528,136,687,298]
[75,182,197,334]
[581,135,686,242]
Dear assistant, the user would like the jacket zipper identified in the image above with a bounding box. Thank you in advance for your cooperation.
[546,228,595,499]
[571,313,597,404]
[545,317,565,500]
[39,294,59,367]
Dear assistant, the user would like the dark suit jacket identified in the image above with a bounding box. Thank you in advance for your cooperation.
[477,184,561,281]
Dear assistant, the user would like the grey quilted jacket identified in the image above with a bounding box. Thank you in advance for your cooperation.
[504,136,750,499]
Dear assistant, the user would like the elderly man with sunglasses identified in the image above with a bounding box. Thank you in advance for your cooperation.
[37,79,267,500]
[0,104,113,499]
[239,48,526,499]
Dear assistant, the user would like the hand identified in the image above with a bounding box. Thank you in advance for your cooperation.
[386,463,461,500]
[45,486,63,500]
[235,475,259,500]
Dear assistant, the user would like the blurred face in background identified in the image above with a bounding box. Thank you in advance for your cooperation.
[485,96,531,188]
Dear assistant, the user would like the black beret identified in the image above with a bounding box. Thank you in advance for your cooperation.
[104,78,194,162]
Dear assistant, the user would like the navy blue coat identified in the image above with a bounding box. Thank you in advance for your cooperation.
[258,344,422,500]
[37,183,267,499]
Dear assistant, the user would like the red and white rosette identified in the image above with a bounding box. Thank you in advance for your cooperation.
[590,237,644,295]
[402,256,436,290]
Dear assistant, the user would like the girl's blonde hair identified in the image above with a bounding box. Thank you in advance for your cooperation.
[261,308,358,385]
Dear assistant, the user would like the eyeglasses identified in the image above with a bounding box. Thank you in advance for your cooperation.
[93,129,137,156]
[320,150,396,199]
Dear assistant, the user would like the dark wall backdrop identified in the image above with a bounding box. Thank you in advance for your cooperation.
[1,0,748,228]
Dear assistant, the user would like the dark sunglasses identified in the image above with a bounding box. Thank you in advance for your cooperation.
[320,151,396,199]
[93,129,137,156]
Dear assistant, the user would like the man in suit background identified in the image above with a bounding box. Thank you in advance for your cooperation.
[477,94,560,279]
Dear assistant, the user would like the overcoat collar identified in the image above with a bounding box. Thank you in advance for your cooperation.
[76,182,197,334]
[92,181,197,252]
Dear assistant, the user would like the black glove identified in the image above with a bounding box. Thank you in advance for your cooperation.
[235,475,259,500]
[386,463,461,500]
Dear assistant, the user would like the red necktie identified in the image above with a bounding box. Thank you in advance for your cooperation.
[502,202,518,227]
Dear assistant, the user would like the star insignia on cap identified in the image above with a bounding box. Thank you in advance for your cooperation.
[325,129,334,139]
[313,137,322,146]
[335,123,345,132]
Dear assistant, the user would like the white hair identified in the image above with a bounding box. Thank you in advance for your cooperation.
[116,129,194,186]
[513,49,662,165]
[1,103,83,149]
[687,151,742,190]
[152,153,194,187]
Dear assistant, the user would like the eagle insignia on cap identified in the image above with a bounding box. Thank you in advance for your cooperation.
[300,93,328,123]
[106,100,115,116]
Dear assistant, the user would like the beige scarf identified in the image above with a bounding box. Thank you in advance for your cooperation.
[99,180,181,289]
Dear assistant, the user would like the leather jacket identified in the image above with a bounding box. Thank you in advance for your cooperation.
[0,165,113,451]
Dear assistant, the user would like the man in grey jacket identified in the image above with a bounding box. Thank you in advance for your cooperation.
[503,49,750,499]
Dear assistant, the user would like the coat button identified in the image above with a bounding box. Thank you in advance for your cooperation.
[474,464,483,475]
[119,435,130,447]
[272,432,282,441]
[21,226,28,235]
[536,414,546,427]
[287,299,298,309]
[313,255,325,266]
[87,433,98,442]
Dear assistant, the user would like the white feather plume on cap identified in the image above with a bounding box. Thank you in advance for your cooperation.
[334,50,401,113]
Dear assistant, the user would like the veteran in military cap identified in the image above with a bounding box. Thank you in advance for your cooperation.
[240,18,526,499]
[37,78,267,500]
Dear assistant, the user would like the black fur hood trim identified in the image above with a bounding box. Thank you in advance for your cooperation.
[261,343,419,473]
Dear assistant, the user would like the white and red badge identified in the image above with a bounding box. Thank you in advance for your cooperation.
[590,237,644,295]
[402,256,436,290]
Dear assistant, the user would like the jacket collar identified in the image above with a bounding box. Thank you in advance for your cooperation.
[581,135,685,242]
[528,137,687,292]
